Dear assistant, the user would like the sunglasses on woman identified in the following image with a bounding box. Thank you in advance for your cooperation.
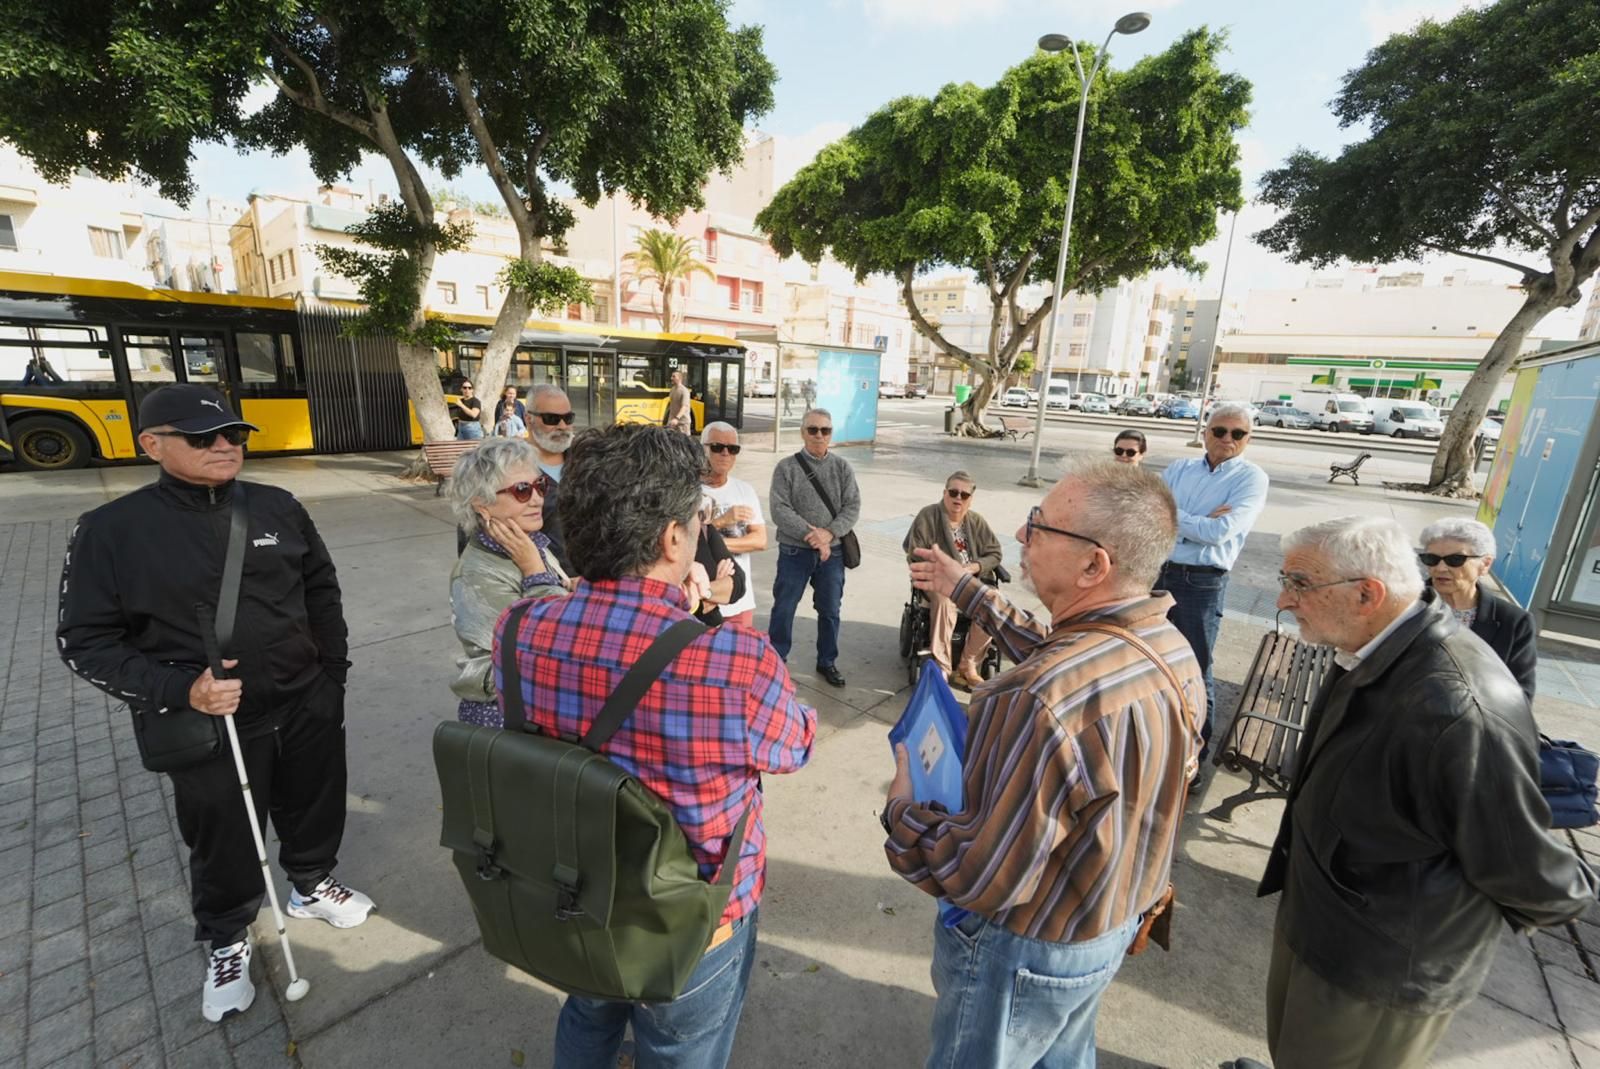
[536,411,576,426]
[1418,552,1474,568]
[945,487,972,501]
[708,442,742,455]
[496,481,541,503]
[1113,447,1141,457]
[1210,427,1250,441]
[150,427,251,449]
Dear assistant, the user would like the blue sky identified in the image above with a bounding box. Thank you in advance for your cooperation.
[180,0,1590,335]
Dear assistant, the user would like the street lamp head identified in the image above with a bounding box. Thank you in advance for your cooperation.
[1037,33,1073,52]
[1114,12,1152,34]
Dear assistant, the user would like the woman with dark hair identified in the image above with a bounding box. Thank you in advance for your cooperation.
[1113,429,1147,464]
[1418,516,1537,700]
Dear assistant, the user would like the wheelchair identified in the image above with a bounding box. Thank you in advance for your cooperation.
[897,565,1010,689]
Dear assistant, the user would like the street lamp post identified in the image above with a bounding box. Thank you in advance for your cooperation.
[1187,208,1239,447]
[1021,12,1152,487]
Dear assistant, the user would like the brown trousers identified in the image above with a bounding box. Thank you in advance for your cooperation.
[928,589,991,675]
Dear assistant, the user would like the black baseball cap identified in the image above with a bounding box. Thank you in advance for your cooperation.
[137,384,261,434]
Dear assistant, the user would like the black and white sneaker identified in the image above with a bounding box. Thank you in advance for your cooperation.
[287,875,375,929]
[201,939,255,1022]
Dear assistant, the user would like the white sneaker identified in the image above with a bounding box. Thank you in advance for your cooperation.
[201,940,255,1022]
[286,875,375,929]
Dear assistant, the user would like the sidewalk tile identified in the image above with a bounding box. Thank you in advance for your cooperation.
[1546,967,1600,1048]
[25,998,92,1068]
[93,996,160,1061]
[164,1028,232,1068]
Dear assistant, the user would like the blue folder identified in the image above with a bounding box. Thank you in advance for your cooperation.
[888,661,972,927]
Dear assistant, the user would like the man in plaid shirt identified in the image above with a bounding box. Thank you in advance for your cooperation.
[500,422,815,1069]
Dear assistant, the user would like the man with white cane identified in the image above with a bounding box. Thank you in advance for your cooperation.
[58,384,374,1023]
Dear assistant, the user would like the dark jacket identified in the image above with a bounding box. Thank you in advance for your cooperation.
[58,470,349,738]
[1258,592,1596,1014]
[901,502,1003,581]
[693,523,746,627]
[1468,580,1538,701]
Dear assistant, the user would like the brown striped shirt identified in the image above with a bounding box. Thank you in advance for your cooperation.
[884,577,1204,943]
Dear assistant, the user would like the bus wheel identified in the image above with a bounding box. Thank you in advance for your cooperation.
[13,417,93,471]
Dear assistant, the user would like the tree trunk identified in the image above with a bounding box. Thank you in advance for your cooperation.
[1427,292,1557,495]
[400,341,456,442]
[662,282,675,333]
[473,235,541,431]
[955,374,1002,436]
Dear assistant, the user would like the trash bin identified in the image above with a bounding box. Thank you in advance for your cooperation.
[954,384,972,404]
[944,406,957,435]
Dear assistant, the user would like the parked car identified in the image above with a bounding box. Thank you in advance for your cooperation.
[1254,403,1314,429]
[1080,393,1111,414]
[905,382,930,399]
[1157,398,1200,420]
[747,380,777,398]
[878,381,906,399]
[1116,396,1156,416]
[1025,387,1039,405]
[1370,401,1444,439]
[1203,399,1259,424]
[1001,387,1033,408]
[1044,383,1073,410]
[1294,391,1375,434]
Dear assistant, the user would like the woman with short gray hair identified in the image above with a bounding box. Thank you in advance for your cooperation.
[447,438,569,726]
[1417,516,1536,699]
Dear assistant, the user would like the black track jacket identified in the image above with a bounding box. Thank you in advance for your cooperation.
[57,470,349,734]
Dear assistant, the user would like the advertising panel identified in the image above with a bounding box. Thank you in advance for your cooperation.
[815,348,881,445]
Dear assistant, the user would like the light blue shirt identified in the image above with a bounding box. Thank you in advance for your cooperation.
[539,462,563,483]
[1161,454,1270,571]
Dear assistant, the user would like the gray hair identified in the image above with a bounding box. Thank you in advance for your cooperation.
[447,437,540,533]
[1284,516,1425,602]
[945,469,976,489]
[802,407,832,426]
[700,421,738,445]
[530,383,568,405]
[1207,402,1253,427]
[1057,456,1177,592]
[1418,517,1496,558]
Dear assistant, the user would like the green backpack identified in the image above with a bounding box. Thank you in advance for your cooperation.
[432,602,749,1002]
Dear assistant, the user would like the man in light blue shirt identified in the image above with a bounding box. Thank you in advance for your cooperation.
[1160,402,1270,765]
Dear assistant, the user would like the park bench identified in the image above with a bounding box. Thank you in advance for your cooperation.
[422,439,482,496]
[997,414,1035,440]
[1327,451,1373,485]
[1208,622,1337,821]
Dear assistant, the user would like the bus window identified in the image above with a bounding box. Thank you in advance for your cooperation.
[180,334,224,383]
[237,332,278,384]
[279,334,300,390]
[123,333,177,383]
[1,323,117,390]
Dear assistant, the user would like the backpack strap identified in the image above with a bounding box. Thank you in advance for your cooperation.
[1052,621,1196,730]
[496,599,538,734]
[580,618,707,750]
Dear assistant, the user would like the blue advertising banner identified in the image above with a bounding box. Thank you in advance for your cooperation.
[815,348,880,444]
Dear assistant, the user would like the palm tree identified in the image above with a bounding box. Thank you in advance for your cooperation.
[623,229,717,332]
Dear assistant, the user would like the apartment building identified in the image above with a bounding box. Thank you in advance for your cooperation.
[145,199,244,294]
[0,143,148,283]
[1581,283,1600,343]
[781,280,911,384]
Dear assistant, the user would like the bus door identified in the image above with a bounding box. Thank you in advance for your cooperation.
[702,358,746,428]
[563,348,615,429]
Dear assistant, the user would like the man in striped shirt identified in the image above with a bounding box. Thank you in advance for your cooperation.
[888,457,1203,1068]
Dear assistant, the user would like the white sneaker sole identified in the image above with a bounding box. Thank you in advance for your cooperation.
[286,901,374,929]
[202,982,256,1023]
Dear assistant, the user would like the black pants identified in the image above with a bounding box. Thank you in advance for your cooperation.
[169,676,347,947]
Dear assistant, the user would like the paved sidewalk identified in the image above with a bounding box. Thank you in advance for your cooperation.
[1,419,1596,1068]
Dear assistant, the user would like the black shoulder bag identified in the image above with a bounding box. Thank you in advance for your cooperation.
[793,452,861,569]
[131,484,248,773]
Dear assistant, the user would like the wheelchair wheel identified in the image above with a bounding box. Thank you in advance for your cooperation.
[980,642,1003,680]
[898,602,916,660]
[908,651,924,690]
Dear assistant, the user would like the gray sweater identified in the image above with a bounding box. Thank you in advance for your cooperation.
[769,450,861,548]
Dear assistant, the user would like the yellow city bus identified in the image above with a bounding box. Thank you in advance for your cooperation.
[0,271,745,471]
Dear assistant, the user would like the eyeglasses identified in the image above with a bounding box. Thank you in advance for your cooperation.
[536,411,576,426]
[804,426,832,437]
[1418,552,1475,568]
[495,481,540,503]
[1023,506,1110,560]
[708,442,742,455]
[945,487,972,501]
[460,384,473,391]
[1210,427,1251,441]
[1113,447,1141,457]
[149,428,250,449]
[1277,573,1366,596]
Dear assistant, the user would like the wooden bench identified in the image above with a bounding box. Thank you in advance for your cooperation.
[422,439,482,496]
[997,414,1035,440]
[1208,625,1337,821]
[1328,451,1373,485]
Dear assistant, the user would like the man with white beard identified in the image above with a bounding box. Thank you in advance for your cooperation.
[527,384,577,571]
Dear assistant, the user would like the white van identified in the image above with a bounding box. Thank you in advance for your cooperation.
[1045,382,1073,410]
[1294,391,1374,434]
[1370,400,1444,439]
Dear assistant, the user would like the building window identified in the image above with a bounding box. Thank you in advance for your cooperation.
[1069,343,1086,357]
[704,228,718,261]
[0,214,15,251]
[567,302,584,320]
[592,296,609,323]
[87,227,125,259]
[437,282,457,305]
[268,257,280,284]
[475,285,491,309]
[1072,313,1090,327]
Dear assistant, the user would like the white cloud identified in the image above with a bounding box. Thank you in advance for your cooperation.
[1359,0,1488,44]
[770,121,854,186]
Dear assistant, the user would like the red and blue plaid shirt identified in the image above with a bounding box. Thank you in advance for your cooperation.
[493,576,815,923]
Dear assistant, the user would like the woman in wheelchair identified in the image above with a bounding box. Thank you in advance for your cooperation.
[900,470,1006,689]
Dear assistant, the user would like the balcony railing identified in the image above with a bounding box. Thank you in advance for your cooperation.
[728,297,764,313]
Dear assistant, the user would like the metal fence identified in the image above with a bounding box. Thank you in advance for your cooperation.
[297,302,415,454]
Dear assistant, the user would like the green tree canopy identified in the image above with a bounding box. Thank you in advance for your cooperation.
[1255,0,1600,494]
[757,28,1249,431]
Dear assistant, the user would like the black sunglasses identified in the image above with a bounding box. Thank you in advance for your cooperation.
[708,442,742,455]
[1113,447,1141,457]
[1210,427,1250,441]
[1024,505,1111,561]
[945,487,972,501]
[460,383,473,390]
[804,426,832,436]
[1419,552,1475,568]
[495,481,540,503]
[150,427,250,449]
[536,411,576,426]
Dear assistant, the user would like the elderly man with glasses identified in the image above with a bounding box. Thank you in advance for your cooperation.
[901,470,1002,688]
[1159,401,1270,769]
[1224,515,1597,1069]
[701,421,767,628]
[767,408,860,687]
[890,457,1203,1067]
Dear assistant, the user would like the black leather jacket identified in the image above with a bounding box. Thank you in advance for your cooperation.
[1259,592,1596,1014]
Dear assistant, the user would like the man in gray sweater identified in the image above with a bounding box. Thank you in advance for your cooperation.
[768,408,860,687]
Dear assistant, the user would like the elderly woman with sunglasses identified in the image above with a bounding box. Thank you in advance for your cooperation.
[1112,429,1147,464]
[902,470,1003,687]
[1418,517,1537,700]
[446,438,571,727]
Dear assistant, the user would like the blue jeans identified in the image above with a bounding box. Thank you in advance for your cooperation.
[927,912,1139,1068]
[1159,562,1229,755]
[552,910,758,1069]
[456,421,484,440]
[768,543,845,667]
